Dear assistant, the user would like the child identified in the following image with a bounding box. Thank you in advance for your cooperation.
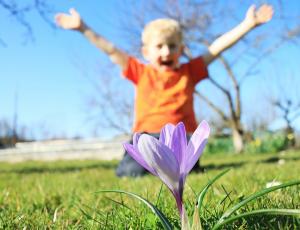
[55,4,273,177]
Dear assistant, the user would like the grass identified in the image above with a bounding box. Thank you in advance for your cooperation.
[0,151,299,229]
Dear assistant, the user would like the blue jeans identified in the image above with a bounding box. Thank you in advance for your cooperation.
[115,133,199,177]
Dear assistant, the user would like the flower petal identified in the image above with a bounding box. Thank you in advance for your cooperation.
[138,134,180,191]
[133,132,141,147]
[159,123,175,147]
[123,143,157,175]
[185,120,210,173]
[185,139,208,174]
[170,122,187,170]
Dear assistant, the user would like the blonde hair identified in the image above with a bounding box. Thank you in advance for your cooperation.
[142,18,183,45]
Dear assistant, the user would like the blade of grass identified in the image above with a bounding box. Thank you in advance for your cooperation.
[156,183,164,206]
[216,180,300,225]
[191,169,230,230]
[197,168,230,213]
[104,196,132,211]
[79,207,102,225]
[96,189,173,230]
[212,209,300,230]
[79,203,107,218]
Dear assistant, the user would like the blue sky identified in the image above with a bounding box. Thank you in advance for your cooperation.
[1,1,122,139]
[1,0,300,140]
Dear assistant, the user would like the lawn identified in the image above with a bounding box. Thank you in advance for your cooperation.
[0,151,299,229]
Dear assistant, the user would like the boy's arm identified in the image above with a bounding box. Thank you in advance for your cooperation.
[55,8,128,70]
[202,4,273,65]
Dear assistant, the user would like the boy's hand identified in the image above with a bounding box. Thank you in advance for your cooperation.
[244,4,274,27]
[55,8,82,30]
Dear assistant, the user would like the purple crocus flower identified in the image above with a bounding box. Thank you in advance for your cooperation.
[123,121,210,219]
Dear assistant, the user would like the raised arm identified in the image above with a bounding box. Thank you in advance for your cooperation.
[55,8,128,70]
[202,4,273,65]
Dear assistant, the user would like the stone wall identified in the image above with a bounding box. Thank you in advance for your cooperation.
[0,137,129,162]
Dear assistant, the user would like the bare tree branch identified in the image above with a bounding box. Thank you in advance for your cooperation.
[217,56,241,119]
[194,90,229,122]
[0,0,55,44]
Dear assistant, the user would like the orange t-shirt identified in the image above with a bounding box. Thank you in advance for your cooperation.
[123,56,208,133]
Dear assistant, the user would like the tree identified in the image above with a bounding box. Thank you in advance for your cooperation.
[0,0,54,45]
[267,72,300,147]
[0,118,27,147]
[84,63,134,136]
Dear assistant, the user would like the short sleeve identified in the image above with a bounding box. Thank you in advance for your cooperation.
[122,56,145,85]
[187,56,209,84]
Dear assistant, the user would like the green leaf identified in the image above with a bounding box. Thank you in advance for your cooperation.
[214,180,300,229]
[181,206,191,230]
[212,209,300,230]
[95,189,173,230]
[191,207,202,230]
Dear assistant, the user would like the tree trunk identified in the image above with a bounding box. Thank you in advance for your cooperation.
[285,126,296,148]
[232,128,244,153]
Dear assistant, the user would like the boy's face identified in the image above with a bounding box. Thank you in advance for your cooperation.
[142,33,183,72]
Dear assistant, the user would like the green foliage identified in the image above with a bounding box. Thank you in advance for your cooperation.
[244,132,288,154]
[204,136,234,154]
[204,131,291,155]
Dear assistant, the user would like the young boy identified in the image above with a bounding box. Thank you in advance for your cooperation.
[55,4,273,177]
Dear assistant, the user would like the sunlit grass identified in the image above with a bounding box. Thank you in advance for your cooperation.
[0,151,299,229]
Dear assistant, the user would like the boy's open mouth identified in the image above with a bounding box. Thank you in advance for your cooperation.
[160,60,174,66]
